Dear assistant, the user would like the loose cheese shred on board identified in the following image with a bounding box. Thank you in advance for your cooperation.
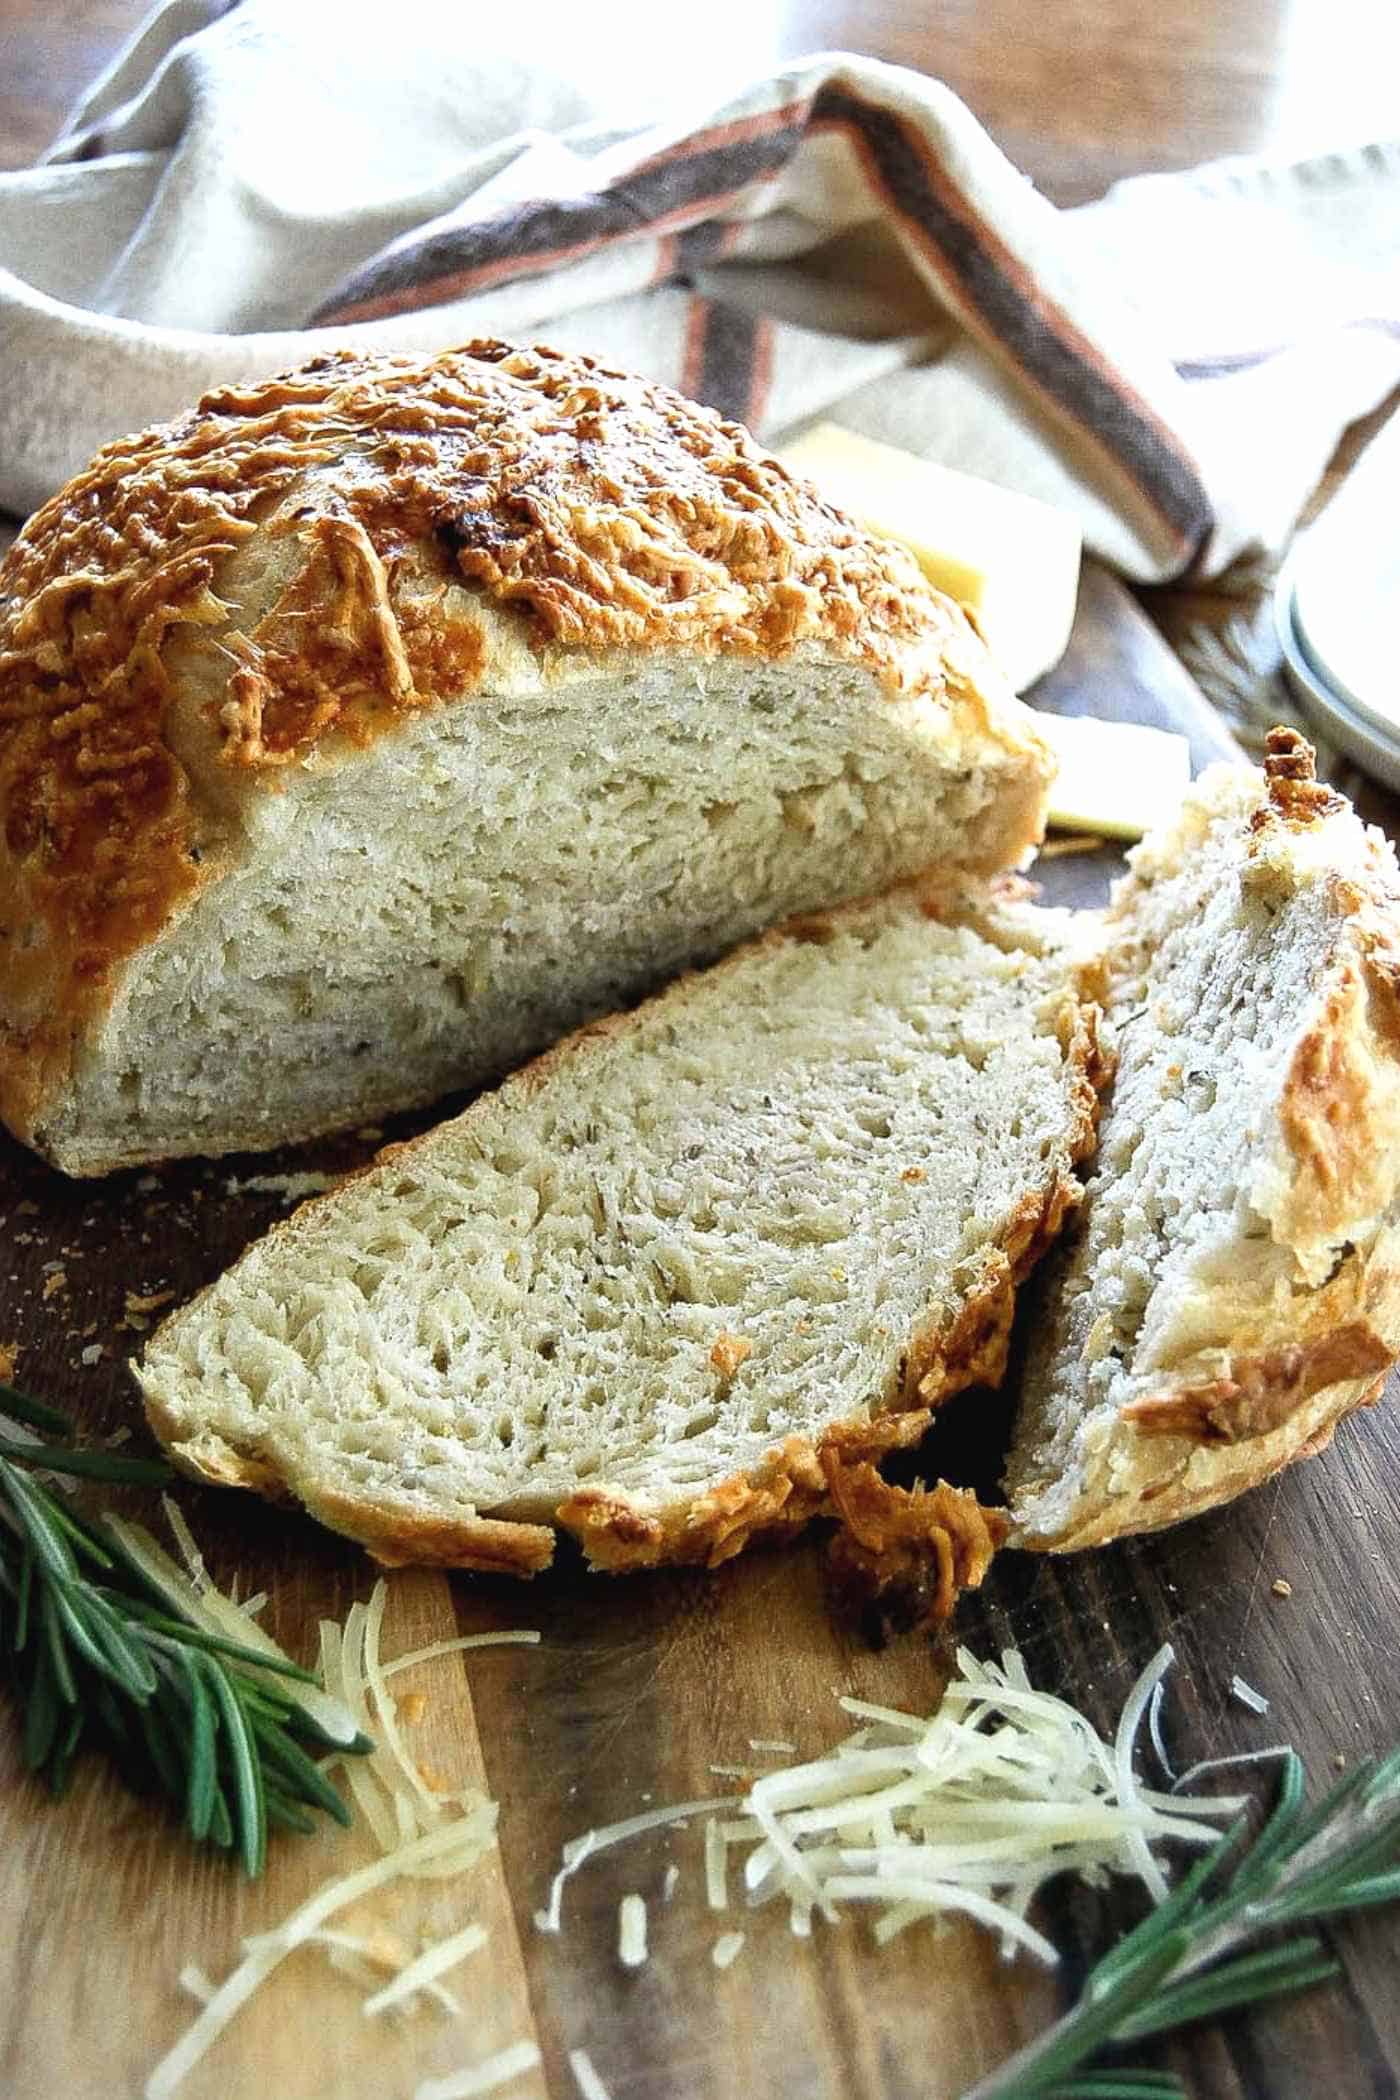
[362,1922,489,2018]
[705,1818,728,1911]
[617,1893,648,1969]
[1230,1675,1270,1716]
[569,2048,613,2100]
[712,1931,746,1970]
[535,1645,1244,1967]
[413,2039,542,2099]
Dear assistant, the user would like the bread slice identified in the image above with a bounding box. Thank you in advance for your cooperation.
[1008,730,1400,1550]
[138,882,1104,1578]
[0,341,1052,1176]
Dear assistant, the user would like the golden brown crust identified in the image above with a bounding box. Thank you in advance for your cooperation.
[1029,1361,1389,1553]
[1121,1322,1392,1443]
[822,1459,1008,1632]
[0,340,1037,1160]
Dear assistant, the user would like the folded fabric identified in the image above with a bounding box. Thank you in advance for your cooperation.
[1,0,1397,581]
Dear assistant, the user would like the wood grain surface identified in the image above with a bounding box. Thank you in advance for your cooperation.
[2,568,1397,2100]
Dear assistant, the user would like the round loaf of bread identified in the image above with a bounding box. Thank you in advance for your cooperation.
[0,341,1052,1174]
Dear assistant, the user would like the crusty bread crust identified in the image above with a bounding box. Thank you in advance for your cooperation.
[1015,730,1400,1551]
[141,878,1105,1583]
[0,341,1049,1168]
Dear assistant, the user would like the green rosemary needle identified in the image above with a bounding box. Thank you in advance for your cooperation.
[0,1382,372,1875]
[967,1748,1400,2099]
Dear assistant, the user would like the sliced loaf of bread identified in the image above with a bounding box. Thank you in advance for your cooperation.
[138,882,1104,1578]
[1008,730,1400,1550]
[0,342,1052,1176]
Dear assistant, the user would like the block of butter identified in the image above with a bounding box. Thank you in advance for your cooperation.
[1035,712,1192,840]
[779,423,1081,693]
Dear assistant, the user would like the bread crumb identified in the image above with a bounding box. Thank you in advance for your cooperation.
[399,1691,428,1726]
[710,1332,753,1379]
[137,1174,160,1193]
[0,1340,17,1382]
[901,1165,926,1184]
[225,1170,339,1202]
[1271,1578,1293,1598]
[1334,1753,1347,1770]
[80,1344,105,1367]
[356,1126,385,1143]
[125,1288,175,1316]
[42,1268,68,1301]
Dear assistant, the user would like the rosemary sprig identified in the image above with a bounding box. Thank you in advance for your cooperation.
[0,1383,372,1874]
[968,1748,1400,2099]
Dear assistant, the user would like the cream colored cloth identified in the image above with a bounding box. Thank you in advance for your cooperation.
[1,0,1397,579]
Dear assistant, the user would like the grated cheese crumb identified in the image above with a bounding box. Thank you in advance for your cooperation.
[617,1893,648,1970]
[662,1864,680,1902]
[1272,1578,1293,1599]
[1230,1675,1270,1716]
[711,1931,746,1970]
[568,2048,612,2100]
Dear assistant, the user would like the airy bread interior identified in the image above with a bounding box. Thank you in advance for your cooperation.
[1007,759,1400,1547]
[138,886,1097,1567]
[44,648,1042,1174]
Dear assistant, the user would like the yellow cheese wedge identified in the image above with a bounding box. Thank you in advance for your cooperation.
[779,423,1081,693]
[1034,713,1192,840]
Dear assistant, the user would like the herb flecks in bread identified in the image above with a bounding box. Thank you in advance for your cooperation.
[1009,729,1400,1549]
[0,342,1052,1174]
[138,882,1102,1585]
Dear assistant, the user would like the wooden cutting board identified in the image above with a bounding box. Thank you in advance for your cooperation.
[2,564,1397,2100]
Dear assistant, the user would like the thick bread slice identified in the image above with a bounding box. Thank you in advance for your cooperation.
[1008,730,1400,1550]
[0,341,1052,1176]
[138,882,1104,1578]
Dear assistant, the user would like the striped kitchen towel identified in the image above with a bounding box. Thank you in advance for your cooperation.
[1,0,1397,578]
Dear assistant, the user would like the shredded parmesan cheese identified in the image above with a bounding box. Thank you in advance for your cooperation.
[147,1811,497,2099]
[149,1572,541,2097]
[569,2048,612,2100]
[414,2040,542,2099]
[711,1931,745,1970]
[617,1893,648,1969]
[534,1646,1243,1968]
[106,1512,360,1748]
[534,1798,736,1935]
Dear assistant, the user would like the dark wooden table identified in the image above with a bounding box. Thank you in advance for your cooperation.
[1,8,1397,2100]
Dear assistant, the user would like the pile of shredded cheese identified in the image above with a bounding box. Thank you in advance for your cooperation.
[126,1528,541,2100]
[537,1644,1245,1965]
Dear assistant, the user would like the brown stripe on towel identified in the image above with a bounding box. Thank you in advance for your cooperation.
[806,83,1211,559]
[312,107,805,324]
